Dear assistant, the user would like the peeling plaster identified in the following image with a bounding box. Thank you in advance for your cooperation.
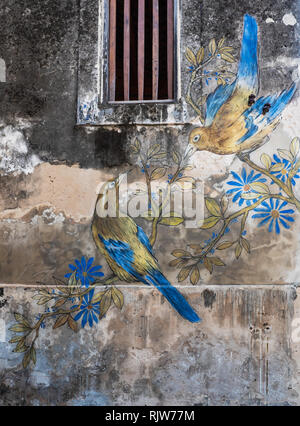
[0,125,41,175]
[282,13,297,26]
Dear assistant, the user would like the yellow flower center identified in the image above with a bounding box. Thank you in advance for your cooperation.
[271,210,280,219]
[87,305,93,310]
[83,272,87,277]
[244,184,250,191]
[281,169,287,175]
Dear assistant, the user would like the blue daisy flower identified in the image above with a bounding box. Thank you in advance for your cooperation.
[71,289,100,328]
[252,198,295,234]
[65,256,104,288]
[270,154,300,185]
[226,168,267,206]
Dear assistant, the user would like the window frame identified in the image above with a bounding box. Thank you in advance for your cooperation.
[77,0,184,126]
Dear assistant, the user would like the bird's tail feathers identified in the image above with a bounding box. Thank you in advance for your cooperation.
[145,270,201,323]
[237,14,258,90]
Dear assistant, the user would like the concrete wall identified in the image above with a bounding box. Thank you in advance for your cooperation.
[0,0,300,405]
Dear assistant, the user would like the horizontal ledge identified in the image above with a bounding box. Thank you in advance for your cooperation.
[107,99,175,105]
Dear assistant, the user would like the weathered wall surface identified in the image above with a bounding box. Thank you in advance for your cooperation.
[0,0,300,406]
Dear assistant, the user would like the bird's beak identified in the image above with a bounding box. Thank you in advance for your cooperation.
[184,144,197,159]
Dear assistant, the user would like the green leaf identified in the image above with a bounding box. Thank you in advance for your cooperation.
[249,182,270,194]
[169,258,188,268]
[152,152,167,159]
[151,167,166,180]
[260,153,272,170]
[190,266,200,285]
[99,289,112,319]
[290,137,300,158]
[171,249,191,258]
[134,138,141,150]
[111,286,124,310]
[185,47,197,65]
[216,241,234,250]
[172,150,180,164]
[9,336,24,344]
[200,216,220,229]
[68,316,78,333]
[218,37,225,48]
[205,197,222,217]
[208,38,217,55]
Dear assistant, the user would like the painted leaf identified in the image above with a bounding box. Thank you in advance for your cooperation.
[205,198,222,217]
[111,286,124,310]
[53,314,68,330]
[9,336,25,344]
[221,195,229,214]
[220,46,234,52]
[210,257,225,266]
[169,258,188,267]
[22,350,32,369]
[147,144,161,158]
[260,153,272,170]
[53,298,67,309]
[208,38,217,55]
[159,215,184,226]
[220,52,235,63]
[200,216,220,229]
[14,340,29,353]
[277,149,294,163]
[249,182,270,194]
[196,47,204,64]
[14,313,31,328]
[235,243,242,259]
[99,289,112,319]
[290,137,300,158]
[91,290,106,304]
[241,237,250,254]
[178,266,193,282]
[172,150,180,164]
[171,249,191,258]
[152,152,167,159]
[151,167,166,180]
[270,163,285,172]
[134,138,141,150]
[68,316,78,333]
[217,76,226,85]
[216,241,234,250]
[30,346,36,365]
[241,193,259,200]
[175,177,195,190]
[190,266,200,285]
[204,257,213,274]
[9,324,31,333]
[185,47,197,65]
[218,37,225,48]
[130,145,139,154]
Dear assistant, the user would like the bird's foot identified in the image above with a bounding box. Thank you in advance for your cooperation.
[248,94,256,106]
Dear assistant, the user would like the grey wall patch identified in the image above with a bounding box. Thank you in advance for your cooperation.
[0,58,5,82]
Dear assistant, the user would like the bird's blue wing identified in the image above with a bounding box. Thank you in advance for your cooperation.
[136,225,154,256]
[237,84,296,144]
[98,234,144,281]
[205,82,235,126]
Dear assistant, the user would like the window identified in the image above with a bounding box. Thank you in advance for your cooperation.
[108,0,174,103]
[77,0,184,125]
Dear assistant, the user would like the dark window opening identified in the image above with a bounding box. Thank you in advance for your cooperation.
[108,0,174,103]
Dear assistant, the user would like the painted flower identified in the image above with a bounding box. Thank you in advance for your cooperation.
[270,154,300,185]
[71,289,100,328]
[252,198,295,234]
[65,256,104,288]
[226,168,267,206]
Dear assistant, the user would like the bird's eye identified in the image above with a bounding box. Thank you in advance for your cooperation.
[108,181,115,189]
[193,135,200,142]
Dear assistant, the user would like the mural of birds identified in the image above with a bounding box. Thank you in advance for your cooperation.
[91,173,201,323]
[189,14,296,155]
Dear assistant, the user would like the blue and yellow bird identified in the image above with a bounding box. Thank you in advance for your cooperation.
[92,173,201,323]
[189,14,296,155]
